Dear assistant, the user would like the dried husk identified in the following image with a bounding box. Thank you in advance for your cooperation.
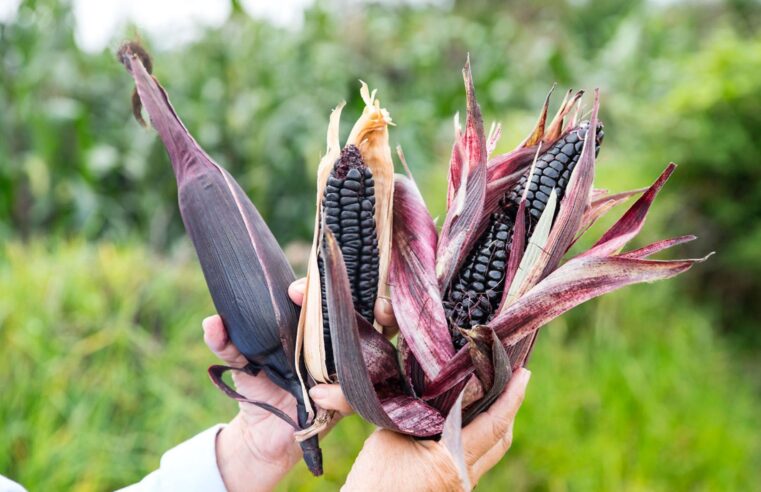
[118,43,322,475]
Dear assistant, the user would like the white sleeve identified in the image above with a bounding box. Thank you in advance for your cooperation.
[0,475,27,492]
[117,424,228,492]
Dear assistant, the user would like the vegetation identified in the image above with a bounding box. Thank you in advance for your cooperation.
[1,0,760,490]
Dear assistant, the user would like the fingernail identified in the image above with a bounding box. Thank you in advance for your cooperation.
[291,277,307,290]
[378,297,393,315]
[309,385,328,400]
[519,368,532,386]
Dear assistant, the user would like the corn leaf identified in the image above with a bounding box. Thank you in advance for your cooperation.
[501,199,527,306]
[582,163,677,258]
[391,175,454,380]
[441,391,472,492]
[519,85,553,148]
[485,147,536,195]
[463,328,511,425]
[492,254,705,346]
[545,90,584,143]
[503,189,558,305]
[537,90,601,277]
[486,121,502,157]
[437,61,489,292]
[571,187,647,248]
[619,235,698,260]
[447,56,487,209]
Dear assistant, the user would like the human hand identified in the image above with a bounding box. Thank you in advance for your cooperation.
[286,277,399,414]
[206,313,303,492]
[209,278,397,492]
[341,368,531,491]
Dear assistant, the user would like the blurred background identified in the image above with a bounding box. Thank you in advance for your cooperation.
[1,0,760,490]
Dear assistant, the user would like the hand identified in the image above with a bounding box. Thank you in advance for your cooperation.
[341,368,531,491]
[205,314,303,492]
[286,277,399,412]
[209,278,397,492]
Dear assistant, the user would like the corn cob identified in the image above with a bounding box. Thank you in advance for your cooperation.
[444,121,604,347]
[317,145,379,372]
[299,86,394,385]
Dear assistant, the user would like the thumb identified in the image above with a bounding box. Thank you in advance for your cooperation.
[462,368,531,465]
[203,315,248,368]
[309,384,353,416]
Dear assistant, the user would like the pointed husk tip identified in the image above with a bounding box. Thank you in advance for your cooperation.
[117,41,154,127]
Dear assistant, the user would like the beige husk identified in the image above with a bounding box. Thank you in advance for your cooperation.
[297,83,395,384]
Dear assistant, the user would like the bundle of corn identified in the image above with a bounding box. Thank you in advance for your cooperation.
[312,58,708,488]
[119,42,706,483]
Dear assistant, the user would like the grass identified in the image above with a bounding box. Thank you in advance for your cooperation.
[1,241,759,491]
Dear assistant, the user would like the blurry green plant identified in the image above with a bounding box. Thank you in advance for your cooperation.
[645,31,761,348]
[1,0,752,245]
[3,1,761,336]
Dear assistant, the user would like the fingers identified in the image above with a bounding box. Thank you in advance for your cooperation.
[203,315,248,368]
[288,278,307,306]
[293,278,398,337]
[469,423,514,482]
[309,384,353,416]
[462,368,531,465]
[374,297,399,338]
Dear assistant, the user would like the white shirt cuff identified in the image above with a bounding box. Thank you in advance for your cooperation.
[0,475,27,492]
[117,424,228,492]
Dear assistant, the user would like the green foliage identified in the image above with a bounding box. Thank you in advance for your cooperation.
[643,31,761,346]
[4,1,760,332]
[0,242,219,490]
[2,0,751,246]
[2,2,760,264]
[1,242,759,490]
[486,288,761,491]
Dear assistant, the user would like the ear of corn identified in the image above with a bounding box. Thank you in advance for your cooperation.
[298,84,394,384]
[319,227,447,435]
[118,42,323,476]
[443,120,605,347]
[322,145,379,325]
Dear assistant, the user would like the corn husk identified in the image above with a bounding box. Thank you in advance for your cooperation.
[118,43,323,475]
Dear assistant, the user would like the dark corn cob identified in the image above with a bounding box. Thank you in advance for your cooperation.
[443,207,515,338]
[444,121,604,348]
[318,145,380,373]
[507,120,604,221]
